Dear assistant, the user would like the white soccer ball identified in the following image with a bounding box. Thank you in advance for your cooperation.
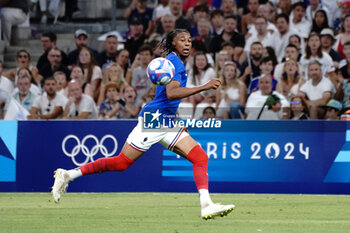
[147,57,175,85]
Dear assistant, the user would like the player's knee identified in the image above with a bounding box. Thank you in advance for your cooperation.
[107,153,134,171]
[187,145,208,165]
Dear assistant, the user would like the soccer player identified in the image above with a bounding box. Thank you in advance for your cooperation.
[52,29,235,220]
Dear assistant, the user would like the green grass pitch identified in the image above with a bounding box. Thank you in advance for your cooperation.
[1,193,350,233]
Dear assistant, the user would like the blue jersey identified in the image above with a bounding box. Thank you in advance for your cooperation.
[139,52,188,119]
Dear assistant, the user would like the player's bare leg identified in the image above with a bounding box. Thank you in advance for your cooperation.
[52,142,143,203]
[173,135,235,220]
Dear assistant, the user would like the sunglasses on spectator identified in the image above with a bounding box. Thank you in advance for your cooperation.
[291,100,301,104]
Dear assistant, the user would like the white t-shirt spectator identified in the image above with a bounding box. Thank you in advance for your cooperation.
[299,76,334,101]
[245,90,289,119]
[66,94,98,119]
[32,92,68,117]
[299,52,335,78]
[244,32,274,53]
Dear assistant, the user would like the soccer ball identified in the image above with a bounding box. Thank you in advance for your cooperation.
[147,57,175,85]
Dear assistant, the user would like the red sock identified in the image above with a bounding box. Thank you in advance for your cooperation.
[80,153,134,176]
[186,145,209,190]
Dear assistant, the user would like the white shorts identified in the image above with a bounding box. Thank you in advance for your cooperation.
[126,117,189,152]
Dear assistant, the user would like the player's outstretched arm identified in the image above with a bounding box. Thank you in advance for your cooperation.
[166,79,221,101]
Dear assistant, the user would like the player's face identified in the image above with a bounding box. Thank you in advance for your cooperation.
[173,32,192,58]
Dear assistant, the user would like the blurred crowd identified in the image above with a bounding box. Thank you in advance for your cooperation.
[1,0,350,120]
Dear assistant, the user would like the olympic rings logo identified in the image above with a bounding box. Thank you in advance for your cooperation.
[62,134,118,166]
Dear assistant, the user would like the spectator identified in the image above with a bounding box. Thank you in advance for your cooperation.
[288,34,304,58]
[193,18,213,53]
[97,63,127,106]
[67,29,98,66]
[130,44,155,105]
[156,14,176,37]
[124,17,148,63]
[3,49,41,86]
[214,50,230,80]
[248,56,278,94]
[289,96,309,120]
[247,4,278,37]
[187,51,215,107]
[154,0,191,35]
[37,31,68,71]
[2,74,37,119]
[53,71,68,97]
[241,0,259,35]
[274,44,301,82]
[277,58,305,101]
[78,47,102,101]
[152,0,171,21]
[69,65,94,99]
[245,75,289,120]
[115,49,132,84]
[29,77,67,120]
[298,61,334,119]
[216,61,246,119]
[200,106,216,119]
[306,0,330,24]
[96,34,118,68]
[124,0,153,34]
[299,32,337,87]
[334,13,350,59]
[209,14,245,61]
[0,61,14,116]
[210,9,224,36]
[98,82,122,120]
[289,2,311,40]
[270,13,297,63]
[256,94,282,120]
[322,99,342,120]
[14,67,41,96]
[240,41,263,88]
[242,16,273,62]
[62,80,98,120]
[116,85,141,119]
[320,28,342,69]
[276,0,292,16]
[310,9,330,34]
[189,3,210,38]
[1,0,28,46]
[183,0,212,18]
[39,47,70,82]
[338,41,350,81]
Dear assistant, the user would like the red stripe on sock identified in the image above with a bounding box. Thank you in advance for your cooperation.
[186,145,209,190]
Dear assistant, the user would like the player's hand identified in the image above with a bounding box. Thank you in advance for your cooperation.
[203,79,221,90]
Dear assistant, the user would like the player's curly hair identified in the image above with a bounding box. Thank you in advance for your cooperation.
[160,29,190,57]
